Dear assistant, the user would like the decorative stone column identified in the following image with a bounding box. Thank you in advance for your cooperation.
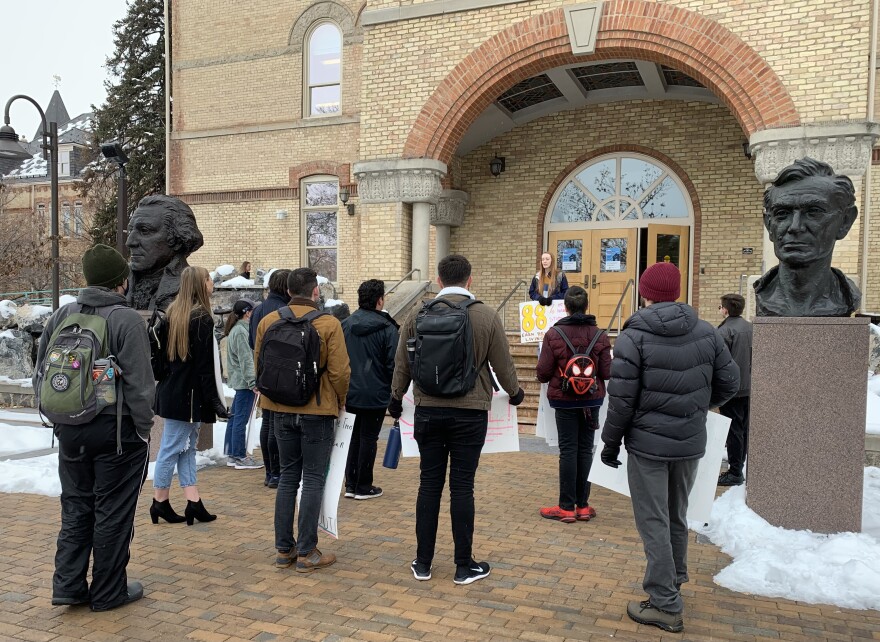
[430,189,468,260]
[353,158,446,280]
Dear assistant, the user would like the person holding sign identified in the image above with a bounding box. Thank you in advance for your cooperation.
[528,252,569,307]
[535,286,611,524]
[601,262,739,633]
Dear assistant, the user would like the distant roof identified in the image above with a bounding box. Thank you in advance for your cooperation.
[32,90,70,143]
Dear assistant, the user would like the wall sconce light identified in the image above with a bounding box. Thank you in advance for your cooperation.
[339,185,355,216]
[276,209,288,220]
[489,153,506,178]
[742,141,752,160]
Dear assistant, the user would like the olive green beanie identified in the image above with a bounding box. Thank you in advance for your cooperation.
[82,244,130,289]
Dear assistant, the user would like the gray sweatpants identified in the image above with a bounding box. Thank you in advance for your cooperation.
[627,453,699,613]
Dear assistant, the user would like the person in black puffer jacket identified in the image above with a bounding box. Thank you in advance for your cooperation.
[342,279,399,500]
[601,262,739,633]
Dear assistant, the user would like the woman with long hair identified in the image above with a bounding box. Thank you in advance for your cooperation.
[529,252,569,306]
[151,266,228,525]
[222,300,261,471]
[240,261,252,280]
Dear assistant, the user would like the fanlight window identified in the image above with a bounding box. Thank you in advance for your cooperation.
[550,155,689,223]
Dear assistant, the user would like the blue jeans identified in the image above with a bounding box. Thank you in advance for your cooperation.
[153,418,200,489]
[225,389,255,459]
[273,412,335,555]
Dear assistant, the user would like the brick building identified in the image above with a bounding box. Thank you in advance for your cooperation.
[168,0,880,322]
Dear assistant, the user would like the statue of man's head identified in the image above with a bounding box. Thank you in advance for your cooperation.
[126,195,204,274]
[763,158,857,269]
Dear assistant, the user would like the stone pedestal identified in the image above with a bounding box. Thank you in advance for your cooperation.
[148,416,215,461]
[747,317,868,533]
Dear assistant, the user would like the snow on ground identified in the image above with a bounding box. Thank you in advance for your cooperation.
[0,300,17,319]
[0,422,53,456]
[217,276,255,288]
[0,376,32,387]
[867,376,880,434]
[695,467,880,611]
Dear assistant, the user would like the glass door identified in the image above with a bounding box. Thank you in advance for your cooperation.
[548,231,592,298]
[589,228,638,328]
[646,224,690,303]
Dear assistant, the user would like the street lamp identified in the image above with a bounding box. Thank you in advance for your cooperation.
[100,141,129,256]
[0,95,60,310]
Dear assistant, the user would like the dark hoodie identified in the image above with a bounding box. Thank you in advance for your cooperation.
[342,308,399,410]
[249,291,290,349]
[602,301,740,461]
[34,287,156,441]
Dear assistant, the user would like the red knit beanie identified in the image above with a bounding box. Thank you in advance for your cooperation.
[639,262,681,303]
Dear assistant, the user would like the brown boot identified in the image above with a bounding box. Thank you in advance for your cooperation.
[296,548,336,573]
[626,600,684,633]
[275,550,295,568]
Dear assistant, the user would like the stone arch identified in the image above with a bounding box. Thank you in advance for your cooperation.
[404,0,799,165]
[288,0,361,51]
[536,144,704,308]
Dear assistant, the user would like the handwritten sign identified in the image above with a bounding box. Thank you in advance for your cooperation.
[399,384,519,457]
[518,300,566,343]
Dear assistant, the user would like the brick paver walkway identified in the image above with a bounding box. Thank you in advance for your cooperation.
[1,438,878,642]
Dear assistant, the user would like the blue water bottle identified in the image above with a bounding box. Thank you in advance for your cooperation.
[383,420,402,469]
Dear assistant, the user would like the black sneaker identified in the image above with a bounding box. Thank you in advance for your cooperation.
[718,471,744,486]
[354,486,383,500]
[411,560,432,581]
[453,560,490,585]
[344,487,355,499]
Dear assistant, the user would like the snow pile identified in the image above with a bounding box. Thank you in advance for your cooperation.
[867,375,880,435]
[0,330,16,339]
[0,376,32,387]
[5,153,48,178]
[216,276,255,288]
[325,298,345,309]
[262,268,277,287]
[0,424,53,457]
[59,294,77,306]
[216,264,235,277]
[696,468,880,610]
[14,304,52,326]
[317,275,329,285]
[0,300,17,319]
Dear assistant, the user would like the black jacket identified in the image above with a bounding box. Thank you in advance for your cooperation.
[602,302,740,461]
[154,311,225,423]
[718,315,752,397]
[343,308,399,410]
[249,291,290,349]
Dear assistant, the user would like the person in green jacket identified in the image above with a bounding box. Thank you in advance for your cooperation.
[223,300,262,470]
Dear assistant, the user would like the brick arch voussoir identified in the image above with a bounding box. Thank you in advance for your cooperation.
[405,0,798,166]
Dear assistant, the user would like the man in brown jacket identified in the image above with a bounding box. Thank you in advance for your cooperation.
[389,254,524,585]
[254,267,350,573]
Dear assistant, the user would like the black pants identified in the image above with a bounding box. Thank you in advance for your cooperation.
[555,406,599,510]
[54,414,149,611]
[260,408,280,477]
[413,406,487,567]
[719,396,750,476]
[345,407,386,494]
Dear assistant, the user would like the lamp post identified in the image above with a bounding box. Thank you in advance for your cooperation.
[100,141,129,257]
[0,95,60,310]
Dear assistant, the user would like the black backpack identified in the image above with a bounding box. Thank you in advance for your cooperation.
[410,297,481,397]
[257,306,328,406]
[552,325,605,396]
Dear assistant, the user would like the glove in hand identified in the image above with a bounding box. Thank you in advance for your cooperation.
[538,296,553,307]
[214,401,230,420]
[509,388,525,406]
[601,444,622,468]
[388,397,403,419]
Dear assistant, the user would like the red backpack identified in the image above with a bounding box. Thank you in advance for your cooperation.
[552,326,605,396]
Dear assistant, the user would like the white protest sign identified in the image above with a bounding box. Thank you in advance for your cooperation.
[588,411,731,524]
[246,394,260,455]
[536,386,609,448]
[518,301,566,343]
[296,412,355,540]
[400,384,520,457]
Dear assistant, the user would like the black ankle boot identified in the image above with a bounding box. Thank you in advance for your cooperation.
[150,499,187,524]
[185,499,217,525]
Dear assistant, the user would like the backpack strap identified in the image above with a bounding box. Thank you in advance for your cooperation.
[280,307,330,406]
[90,304,128,454]
[553,325,605,359]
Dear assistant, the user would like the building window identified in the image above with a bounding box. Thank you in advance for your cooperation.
[302,176,339,281]
[59,150,70,176]
[36,203,45,216]
[306,22,341,116]
[61,202,71,236]
[74,201,83,235]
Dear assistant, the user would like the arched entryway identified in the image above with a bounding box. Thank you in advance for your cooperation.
[404,0,800,166]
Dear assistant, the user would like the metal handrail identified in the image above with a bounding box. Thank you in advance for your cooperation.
[605,278,635,336]
[385,269,423,297]
[496,279,529,330]
[0,288,81,305]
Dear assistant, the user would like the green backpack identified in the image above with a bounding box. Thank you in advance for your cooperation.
[37,304,125,432]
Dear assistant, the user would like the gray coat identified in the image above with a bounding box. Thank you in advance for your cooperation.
[718,315,752,397]
[602,302,740,461]
[34,288,156,440]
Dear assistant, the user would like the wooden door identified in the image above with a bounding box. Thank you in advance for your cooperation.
[646,224,690,303]
[547,231,592,298]
[588,228,638,329]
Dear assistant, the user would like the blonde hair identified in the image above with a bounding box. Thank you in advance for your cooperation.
[166,266,213,362]
[538,252,559,295]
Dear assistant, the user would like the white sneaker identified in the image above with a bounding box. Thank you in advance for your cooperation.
[233,456,263,470]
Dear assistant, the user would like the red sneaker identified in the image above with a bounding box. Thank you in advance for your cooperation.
[540,506,576,523]
[576,505,597,521]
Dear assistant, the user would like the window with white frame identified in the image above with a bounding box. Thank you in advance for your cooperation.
[302,177,339,281]
[306,22,341,116]
[59,150,70,176]
[61,202,71,236]
[74,201,83,235]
